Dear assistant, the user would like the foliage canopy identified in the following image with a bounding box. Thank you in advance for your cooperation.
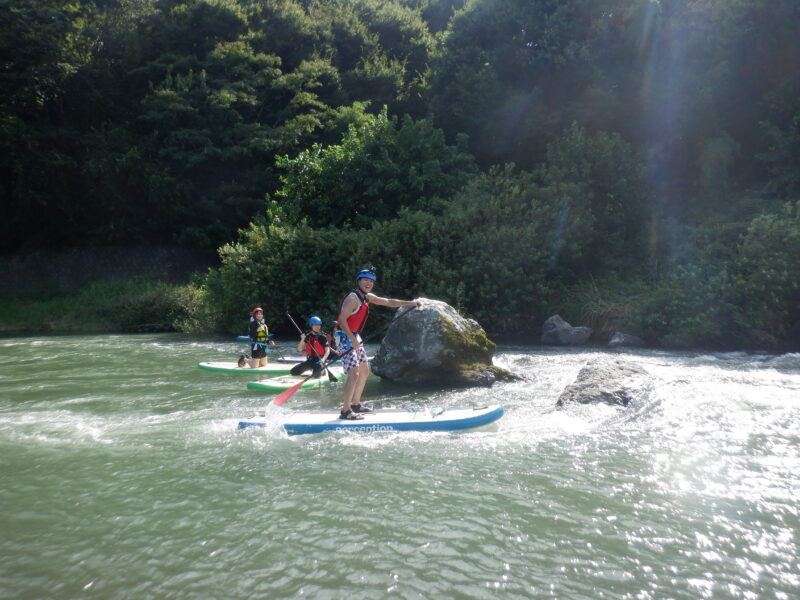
[3,0,800,348]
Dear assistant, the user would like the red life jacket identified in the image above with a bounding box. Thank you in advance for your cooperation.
[305,332,326,358]
[341,290,369,334]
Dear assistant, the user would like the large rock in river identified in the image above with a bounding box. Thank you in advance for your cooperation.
[371,298,516,386]
[556,357,653,407]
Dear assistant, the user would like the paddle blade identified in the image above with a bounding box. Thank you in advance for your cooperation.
[326,368,338,383]
[272,379,306,406]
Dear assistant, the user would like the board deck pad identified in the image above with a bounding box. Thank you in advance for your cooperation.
[246,367,345,392]
[238,405,504,435]
[197,361,295,375]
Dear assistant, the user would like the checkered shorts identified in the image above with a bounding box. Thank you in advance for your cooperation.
[341,345,368,373]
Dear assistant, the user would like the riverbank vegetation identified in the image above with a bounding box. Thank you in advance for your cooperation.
[0,279,207,334]
[2,0,799,350]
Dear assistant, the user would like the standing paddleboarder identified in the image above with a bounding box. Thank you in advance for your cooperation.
[337,268,419,420]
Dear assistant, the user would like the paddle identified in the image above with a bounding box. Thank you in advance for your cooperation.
[238,332,297,362]
[238,339,301,365]
[272,305,416,406]
[238,335,273,343]
[286,313,337,383]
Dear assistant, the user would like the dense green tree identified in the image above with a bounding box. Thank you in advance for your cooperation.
[428,0,800,201]
[420,165,591,330]
[274,109,477,227]
[3,0,800,348]
[1,0,445,252]
[0,0,95,118]
[0,0,151,250]
[416,0,467,32]
[428,0,648,168]
[759,81,800,198]
[537,122,649,271]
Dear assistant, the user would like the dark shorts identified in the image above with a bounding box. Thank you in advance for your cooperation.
[251,346,267,359]
[290,358,322,377]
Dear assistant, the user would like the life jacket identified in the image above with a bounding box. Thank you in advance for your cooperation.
[340,289,369,334]
[332,331,347,352]
[304,332,327,358]
[252,319,269,343]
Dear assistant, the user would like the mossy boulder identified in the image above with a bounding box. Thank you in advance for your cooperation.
[371,298,518,386]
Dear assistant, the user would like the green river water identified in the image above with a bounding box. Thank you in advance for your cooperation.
[1,334,798,599]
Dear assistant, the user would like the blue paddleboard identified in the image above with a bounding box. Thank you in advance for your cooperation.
[238,405,504,435]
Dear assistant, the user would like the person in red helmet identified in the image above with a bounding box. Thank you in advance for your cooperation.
[336,268,419,420]
[248,307,274,368]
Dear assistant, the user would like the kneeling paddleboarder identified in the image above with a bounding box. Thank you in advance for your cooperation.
[291,316,330,377]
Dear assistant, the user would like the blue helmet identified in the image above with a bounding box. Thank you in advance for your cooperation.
[356,268,377,283]
[308,316,322,326]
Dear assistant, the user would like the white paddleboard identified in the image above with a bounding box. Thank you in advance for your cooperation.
[198,361,295,375]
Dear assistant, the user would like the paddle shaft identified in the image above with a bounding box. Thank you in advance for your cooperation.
[238,335,274,347]
[238,333,294,362]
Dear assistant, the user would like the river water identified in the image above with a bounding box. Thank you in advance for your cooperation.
[1,334,798,599]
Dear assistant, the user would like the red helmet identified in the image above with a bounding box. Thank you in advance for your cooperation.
[251,307,264,315]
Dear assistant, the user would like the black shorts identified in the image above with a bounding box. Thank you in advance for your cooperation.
[251,346,267,359]
[290,358,322,377]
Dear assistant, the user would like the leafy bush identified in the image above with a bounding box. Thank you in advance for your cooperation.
[625,265,743,349]
[0,278,207,333]
[68,279,207,332]
[204,165,596,334]
[733,202,800,337]
[204,222,362,334]
[621,203,800,349]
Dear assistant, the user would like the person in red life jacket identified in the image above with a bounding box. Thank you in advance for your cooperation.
[248,307,275,368]
[290,316,330,377]
[337,268,420,420]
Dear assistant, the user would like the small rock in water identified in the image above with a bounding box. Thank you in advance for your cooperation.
[541,314,592,346]
[556,357,653,407]
[608,331,645,348]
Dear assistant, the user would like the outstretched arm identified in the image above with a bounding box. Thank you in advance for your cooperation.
[367,294,420,308]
